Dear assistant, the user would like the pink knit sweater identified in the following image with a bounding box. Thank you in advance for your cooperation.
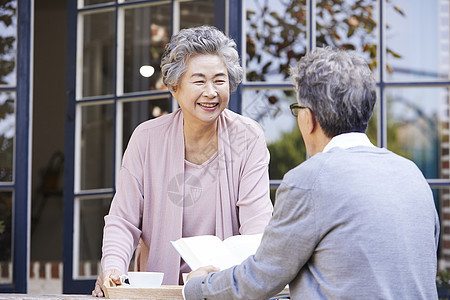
[101,109,273,284]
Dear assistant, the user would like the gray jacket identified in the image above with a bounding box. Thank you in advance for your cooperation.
[184,146,440,299]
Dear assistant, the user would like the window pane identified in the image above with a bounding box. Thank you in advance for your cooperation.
[246,0,307,82]
[0,92,14,182]
[179,0,214,29]
[386,0,448,81]
[82,0,113,6]
[76,196,111,278]
[242,89,306,179]
[81,11,115,98]
[123,4,171,94]
[80,103,114,190]
[0,0,16,86]
[0,190,13,284]
[122,98,171,154]
[386,87,448,180]
[316,0,378,74]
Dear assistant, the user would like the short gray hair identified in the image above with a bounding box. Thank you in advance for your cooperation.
[161,25,243,92]
[290,46,376,137]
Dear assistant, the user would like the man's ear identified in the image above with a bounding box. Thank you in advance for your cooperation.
[305,108,317,134]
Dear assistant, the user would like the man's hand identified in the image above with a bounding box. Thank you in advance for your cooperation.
[187,265,220,281]
[92,268,123,297]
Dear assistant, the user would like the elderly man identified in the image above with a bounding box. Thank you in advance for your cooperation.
[183,47,440,300]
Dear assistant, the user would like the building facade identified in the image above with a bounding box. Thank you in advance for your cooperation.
[0,0,449,294]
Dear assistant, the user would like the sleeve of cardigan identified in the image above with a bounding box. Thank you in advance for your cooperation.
[236,124,273,234]
[184,181,318,300]
[101,133,145,273]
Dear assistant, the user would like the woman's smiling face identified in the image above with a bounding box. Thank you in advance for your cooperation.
[171,54,230,125]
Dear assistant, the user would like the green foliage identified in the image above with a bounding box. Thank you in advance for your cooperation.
[437,270,450,288]
[0,0,16,84]
[246,0,403,81]
[365,102,410,159]
[268,125,306,179]
[0,2,15,260]
[0,193,12,261]
[247,0,407,182]
[437,269,450,298]
[0,94,14,182]
[0,0,16,26]
[0,96,13,119]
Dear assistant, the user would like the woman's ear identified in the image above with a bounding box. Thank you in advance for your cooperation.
[169,86,178,99]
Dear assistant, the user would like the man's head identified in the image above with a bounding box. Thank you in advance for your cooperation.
[290,47,377,139]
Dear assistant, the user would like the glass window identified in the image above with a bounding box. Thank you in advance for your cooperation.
[80,10,115,98]
[0,92,14,183]
[79,103,115,190]
[76,196,112,278]
[245,0,307,82]
[120,0,214,95]
[386,0,448,81]
[0,1,16,86]
[82,0,113,6]
[179,0,214,29]
[386,87,448,179]
[243,89,297,143]
[0,191,12,284]
[242,89,306,179]
[316,0,378,73]
[122,98,171,154]
[123,4,171,94]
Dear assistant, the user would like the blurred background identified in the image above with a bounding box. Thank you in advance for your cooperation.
[1,0,449,295]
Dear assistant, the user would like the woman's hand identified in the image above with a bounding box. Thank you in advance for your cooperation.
[186,265,220,282]
[92,268,123,297]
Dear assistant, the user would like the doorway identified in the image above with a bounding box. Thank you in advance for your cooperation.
[30,0,67,293]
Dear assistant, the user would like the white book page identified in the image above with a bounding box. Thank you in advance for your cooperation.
[222,233,263,264]
[171,234,263,271]
[171,235,238,270]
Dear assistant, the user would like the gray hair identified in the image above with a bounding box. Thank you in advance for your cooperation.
[161,25,243,92]
[290,46,376,137]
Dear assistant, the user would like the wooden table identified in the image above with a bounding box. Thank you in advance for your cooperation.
[0,295,93,299]
[0,287,183,300]
[101,278,183,299]
[0,282,183,300]
[103,285,183,299]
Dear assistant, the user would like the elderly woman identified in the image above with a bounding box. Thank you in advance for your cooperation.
[92,25,273,296]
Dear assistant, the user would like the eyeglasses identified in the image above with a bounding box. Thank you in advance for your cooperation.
[289,103,308,117]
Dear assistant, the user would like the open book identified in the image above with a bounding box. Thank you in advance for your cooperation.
[171,233,263,271]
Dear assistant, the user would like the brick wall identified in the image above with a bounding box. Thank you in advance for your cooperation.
[438,0,450,272]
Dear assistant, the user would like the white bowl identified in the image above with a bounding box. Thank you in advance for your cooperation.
[126,271,164,288]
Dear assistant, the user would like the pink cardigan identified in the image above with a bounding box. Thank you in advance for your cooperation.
[101,108,273,284]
